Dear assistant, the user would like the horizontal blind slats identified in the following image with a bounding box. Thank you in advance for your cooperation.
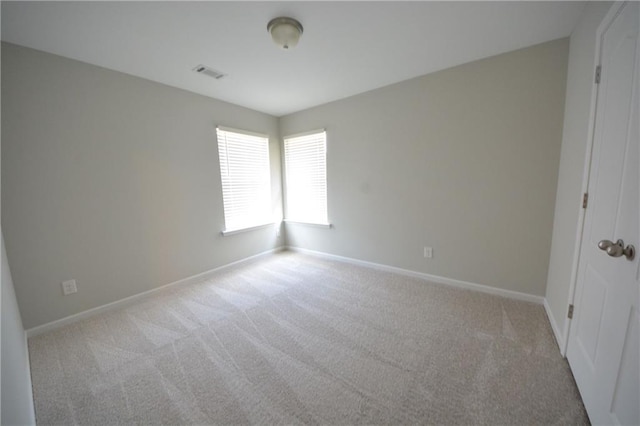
[284,131,328,224]
[217,128,272,231]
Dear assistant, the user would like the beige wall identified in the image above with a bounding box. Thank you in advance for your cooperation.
[545,2,612,347]
[1,43,283,328]
[2,36,572,328]
[281,39,569,297]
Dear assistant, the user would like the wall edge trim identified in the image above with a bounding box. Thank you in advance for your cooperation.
[26,246,285,337]
[544,297,566,355]
[287,246,544,305]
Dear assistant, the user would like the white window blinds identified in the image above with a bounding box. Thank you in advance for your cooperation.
[216,127,271,233]
[284,130,328,224]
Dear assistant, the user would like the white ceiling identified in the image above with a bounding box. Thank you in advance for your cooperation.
[1,1,586,117]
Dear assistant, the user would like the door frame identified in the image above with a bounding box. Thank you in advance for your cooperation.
[562,1,629,356]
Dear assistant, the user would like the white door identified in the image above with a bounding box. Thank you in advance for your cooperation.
[566,2,639,425]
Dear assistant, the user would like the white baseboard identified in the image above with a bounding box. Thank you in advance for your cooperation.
[26,247,285,337]
[544,298,566,355]
[27,245,546,337]
[22,330,36,422]
[287,246,544,305]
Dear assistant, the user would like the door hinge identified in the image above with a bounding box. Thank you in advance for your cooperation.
[595,65,601,84]
[568,304,574,319]
[582,193,588,209]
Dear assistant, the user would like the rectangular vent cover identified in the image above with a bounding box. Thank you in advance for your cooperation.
[193,64,226,80]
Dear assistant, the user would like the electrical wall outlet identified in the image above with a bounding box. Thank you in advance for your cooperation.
[62,279,77,295]
[424,246,433,259]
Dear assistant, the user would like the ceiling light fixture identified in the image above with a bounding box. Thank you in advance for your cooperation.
[267,17,303,50]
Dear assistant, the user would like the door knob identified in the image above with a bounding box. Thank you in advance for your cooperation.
[598,239,635,260]
[598,239,614,250]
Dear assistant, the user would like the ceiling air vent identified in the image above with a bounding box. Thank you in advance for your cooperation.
[193,64,226,80]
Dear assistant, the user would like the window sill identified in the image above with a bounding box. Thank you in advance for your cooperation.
[221,222,275,236]
[284,220,332,229]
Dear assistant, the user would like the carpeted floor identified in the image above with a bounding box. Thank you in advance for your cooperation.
[29,251,589,425]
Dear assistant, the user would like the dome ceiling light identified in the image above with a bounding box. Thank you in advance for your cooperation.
[267,17,304,50]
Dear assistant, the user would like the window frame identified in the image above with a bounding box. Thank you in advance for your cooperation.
[215,126,273,235]
[283,129,330,227]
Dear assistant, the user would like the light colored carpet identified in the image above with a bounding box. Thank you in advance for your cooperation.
[29,251,588,425]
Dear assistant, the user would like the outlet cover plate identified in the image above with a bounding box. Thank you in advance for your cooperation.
[62,279,77,295]
[424,247,433,259]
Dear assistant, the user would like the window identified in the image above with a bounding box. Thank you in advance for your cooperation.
[284,130,328,225]
[216,127,271,233]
